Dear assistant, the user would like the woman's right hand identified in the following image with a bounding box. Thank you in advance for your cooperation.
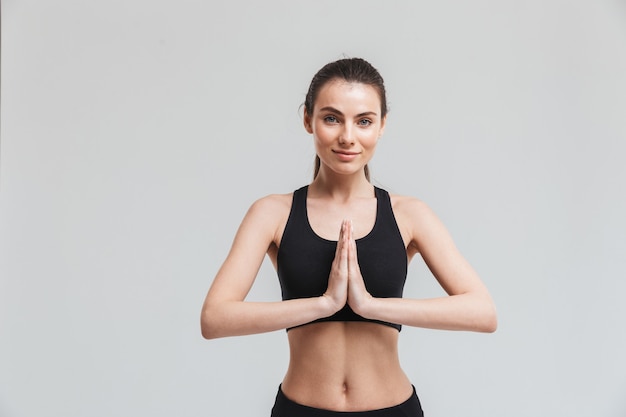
[323,220,349,313]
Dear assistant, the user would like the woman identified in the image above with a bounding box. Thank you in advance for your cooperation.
[201,57,497,416]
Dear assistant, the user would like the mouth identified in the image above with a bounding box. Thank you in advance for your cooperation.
[332,150,361,155]
[332,150,361,161]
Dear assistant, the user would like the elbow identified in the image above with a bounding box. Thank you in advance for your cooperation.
[479,303,498,333]
[201,319,223,340]
[200,300,243,339]
[201,321,216,340]
[469,292,497,333]
[200,307,223,340]
[481,315,498,333]
[200,317,214,340]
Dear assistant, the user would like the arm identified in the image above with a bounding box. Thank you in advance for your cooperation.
[348,198,497,333]
[200,196,345,339]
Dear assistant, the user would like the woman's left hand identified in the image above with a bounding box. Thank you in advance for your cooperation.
[345,220,373,315]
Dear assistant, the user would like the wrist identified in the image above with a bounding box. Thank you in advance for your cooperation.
[320,294,341,317]
[351,293,375,318]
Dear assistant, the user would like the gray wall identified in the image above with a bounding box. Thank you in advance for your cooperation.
[1,1,625,416]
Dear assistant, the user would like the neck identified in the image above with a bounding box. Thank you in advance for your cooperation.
[309,167,373,200]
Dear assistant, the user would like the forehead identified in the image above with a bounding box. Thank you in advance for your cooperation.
[314,80,382,114]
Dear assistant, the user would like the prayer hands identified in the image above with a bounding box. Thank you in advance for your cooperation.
[324,220,372,315]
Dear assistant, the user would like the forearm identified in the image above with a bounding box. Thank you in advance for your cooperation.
[201,296,334,339]
[358,292,497,333]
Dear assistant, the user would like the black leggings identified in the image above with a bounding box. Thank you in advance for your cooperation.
[270,385,424,417]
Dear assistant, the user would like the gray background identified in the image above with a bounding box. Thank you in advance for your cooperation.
[1,1,625,416]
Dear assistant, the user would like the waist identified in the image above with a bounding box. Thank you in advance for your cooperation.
[282,322,412,411]
[273,385,423,416]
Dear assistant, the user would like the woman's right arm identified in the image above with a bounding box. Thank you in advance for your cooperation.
[200,196,344,339]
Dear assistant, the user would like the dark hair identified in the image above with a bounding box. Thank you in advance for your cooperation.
[305,58,388,181]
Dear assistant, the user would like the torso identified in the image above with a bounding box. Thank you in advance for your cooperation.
[283,322,413,411]
[266,186,417,411]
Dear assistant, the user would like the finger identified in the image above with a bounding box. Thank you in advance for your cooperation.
[347,222,362,275]
[346,219,353,242]
[339,221,349,269]
[348,240,357,275]
[346,220,356,257]
[333,221,349,275]
[333,220,346,259]
[350,219,354,240]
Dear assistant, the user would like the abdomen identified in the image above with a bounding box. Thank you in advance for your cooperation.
[281,321,413,411]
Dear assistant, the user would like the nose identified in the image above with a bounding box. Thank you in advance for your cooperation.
[339,124,355,145]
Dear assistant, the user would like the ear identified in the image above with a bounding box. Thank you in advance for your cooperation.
[303,109,314,134]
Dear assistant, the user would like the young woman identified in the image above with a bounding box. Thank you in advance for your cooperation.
[201,57,497,417]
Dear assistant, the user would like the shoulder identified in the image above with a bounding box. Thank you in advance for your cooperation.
[247,191,300,250]
[388,193,433,222]
[388,193,442,253]
[249,192,293,212]
[245,192,293,225]
[245,189,300,234]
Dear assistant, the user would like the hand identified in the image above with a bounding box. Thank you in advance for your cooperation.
[323,220,349,313]
[346,220,373,315]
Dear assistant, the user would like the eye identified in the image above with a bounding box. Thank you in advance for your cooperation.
[357,119,372,126]
[324,115,339,124]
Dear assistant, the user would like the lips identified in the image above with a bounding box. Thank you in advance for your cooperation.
[332,150,361,161]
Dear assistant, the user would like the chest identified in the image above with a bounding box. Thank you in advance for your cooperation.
[306,197,377,241]
[277,188,408,300]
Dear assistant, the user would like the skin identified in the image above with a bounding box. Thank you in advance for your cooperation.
[201,80,497,411]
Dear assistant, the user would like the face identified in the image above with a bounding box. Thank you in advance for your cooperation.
[304,80,386,178]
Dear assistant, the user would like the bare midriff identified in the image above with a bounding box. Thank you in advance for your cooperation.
[281,321,413,412]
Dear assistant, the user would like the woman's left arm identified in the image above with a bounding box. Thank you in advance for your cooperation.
[348,197,498,333]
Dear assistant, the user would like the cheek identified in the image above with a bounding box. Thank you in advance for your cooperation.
[361,132,380,149]
[313,124,336,142]
[312,131,331,152]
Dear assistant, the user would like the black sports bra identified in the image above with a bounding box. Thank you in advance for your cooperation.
[276,185,408,331]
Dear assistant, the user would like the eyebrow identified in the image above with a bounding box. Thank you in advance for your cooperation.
[318,106,379,118]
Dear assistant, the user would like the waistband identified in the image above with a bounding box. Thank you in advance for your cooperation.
[271,385,423,417]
